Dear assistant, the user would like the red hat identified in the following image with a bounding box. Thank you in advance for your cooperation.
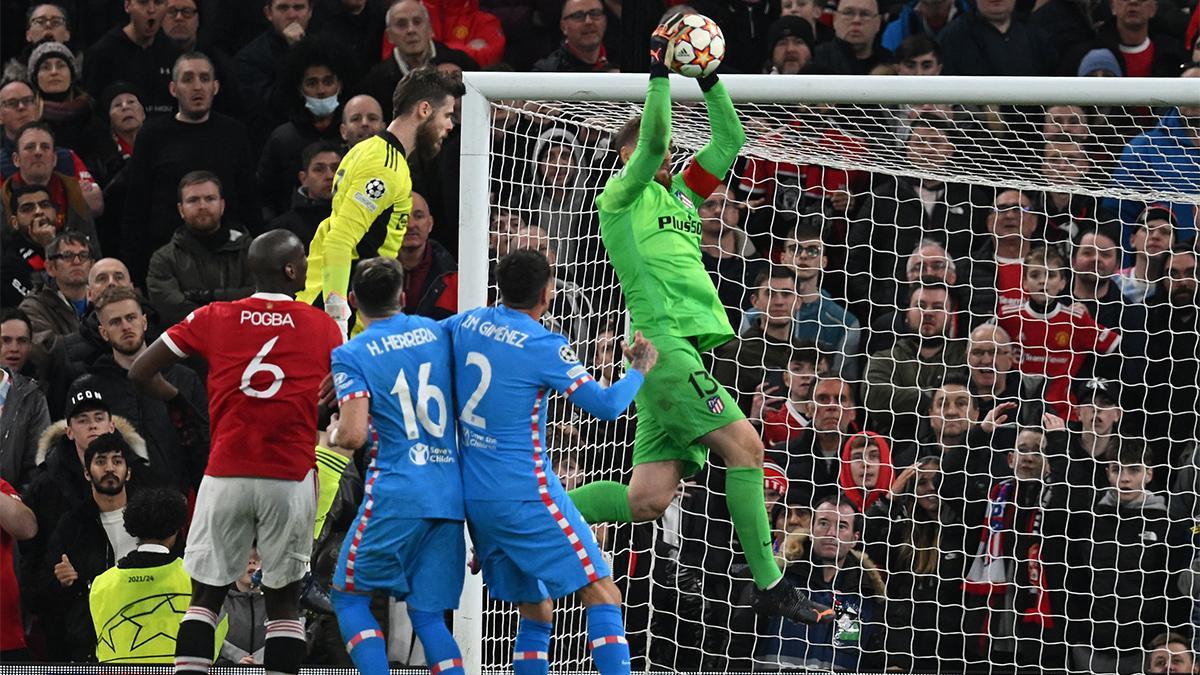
[764,461,789,500]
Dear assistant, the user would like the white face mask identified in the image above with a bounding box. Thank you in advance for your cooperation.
[304,93,339,118]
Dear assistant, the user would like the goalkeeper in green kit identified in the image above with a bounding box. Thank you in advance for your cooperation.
[567,18,832,624]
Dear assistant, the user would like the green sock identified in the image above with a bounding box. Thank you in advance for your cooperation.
[725,466,783,589]
[568,481,633,524]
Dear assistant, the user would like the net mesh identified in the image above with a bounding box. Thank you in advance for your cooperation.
[480,93,1200,673]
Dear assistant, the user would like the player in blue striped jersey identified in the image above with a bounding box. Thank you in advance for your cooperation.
[326,257,465,675]
[442,249,657,675]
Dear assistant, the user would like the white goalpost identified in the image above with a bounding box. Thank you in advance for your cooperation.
[454,72,1200,674]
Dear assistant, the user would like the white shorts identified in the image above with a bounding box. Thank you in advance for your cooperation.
[184,471,317,588]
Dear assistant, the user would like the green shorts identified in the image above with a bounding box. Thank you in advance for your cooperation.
[632,334,744,478]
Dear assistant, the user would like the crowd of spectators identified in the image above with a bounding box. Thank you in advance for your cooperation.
[0,0,1199,671]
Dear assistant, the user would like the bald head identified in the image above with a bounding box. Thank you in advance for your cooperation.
[248,229,307,294]
[87,258,132,303]
[970,322,1011,345]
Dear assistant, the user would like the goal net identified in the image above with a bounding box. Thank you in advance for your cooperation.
[458,73,1200,673]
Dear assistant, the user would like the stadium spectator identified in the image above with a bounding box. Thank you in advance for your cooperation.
[757,495,885,670]
[1093,0,1186,79]
[234,0,314,141]
[0,79,96,188]
[1106,65,1200,239]
[160,0,245,117]
[423,0,505,67]
[92,82,146,257]
[146,172,254,326]
[893,34,944,75]
[1145,632,1196,674]
[882,0,968,53]
[1069,224,1148,358]
[1147,244,1200,442]
[838,431,896,512]
[503,222,593,347]
[70,286,207,490]
[763,16,815,74]
[957,189,1039,321]
[269,141,341,246]
[964,323,1025,439]
[339,94,384,147]
[2,184,56,307]
[313,0,385,86]
[1040,137,1101,242]
[89,487,200,664]
[2,4,74,82]
[862,454,971,671]
[699,182,767,328]
[0,314,51,491]
[120,52,259,285]
[44,432,139,661]
[809,0,892,74]
[533,0,613,72]
[962,423,1067,669]
[217,550,266,665]
[0,476,36,661]
[397,191,457,320]
[358,0,478,115]
[863,241,972,355]
[778,375,860,509]
[18,231,93,369]
[758,346,823,447]
[27,42,106,175]
[714,267,803,416]
[1116,204,1177,303]
[55,257,144,390]
[1061,377,1132,511]
[1,122,99,238]
[776,222,863,376]
[82,0,180,117]
[864,281,968,441]
[19,387,147,661]
[258,41,347,221]
[1064,441,1188,673]
[690,0,782,74]
[1,309,35,376]
[937,0,1058,75]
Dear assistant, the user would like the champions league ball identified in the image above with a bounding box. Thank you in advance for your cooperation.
[666,14,726,79]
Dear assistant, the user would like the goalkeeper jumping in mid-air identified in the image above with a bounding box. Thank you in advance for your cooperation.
[298,67,463,337]
[568,18,833,624]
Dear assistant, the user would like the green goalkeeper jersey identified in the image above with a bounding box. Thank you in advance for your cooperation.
[597,76,746,352]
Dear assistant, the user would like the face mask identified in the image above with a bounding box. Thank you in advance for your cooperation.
[304,93,339,118]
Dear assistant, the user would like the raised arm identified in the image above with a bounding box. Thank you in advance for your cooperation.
[687,77,746,198]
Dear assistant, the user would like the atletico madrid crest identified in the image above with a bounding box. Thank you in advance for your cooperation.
[707,395,724,414]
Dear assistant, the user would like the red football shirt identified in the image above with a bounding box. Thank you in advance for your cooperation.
[0,480,25,652]
[995,257,1025,313]
[163,293,343,480]
[996,301,1120,419]
[761,401,811,448]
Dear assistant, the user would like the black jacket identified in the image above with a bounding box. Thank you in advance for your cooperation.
[0,226,46,308]
[357,43,478,120]
[937,12,1058,75]
[82,27,180,116]
[71,354,208,490]
[269,188,331,249]
[0,368,51,492]
[808,38,893,75]
[44,496,120,661]
[1094,21,1186,78]
[146,225,254,327]
[257,114,343,221]
[233,30,292,144]
[403,239,458,321]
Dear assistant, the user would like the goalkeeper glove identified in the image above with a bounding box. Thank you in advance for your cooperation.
[649,15,685,78]
[324,292,351,339]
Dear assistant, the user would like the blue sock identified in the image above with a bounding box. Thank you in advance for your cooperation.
[407,608,464,675]
[586,604,630,675]
[513,617,552,675]
[331,589,388,675]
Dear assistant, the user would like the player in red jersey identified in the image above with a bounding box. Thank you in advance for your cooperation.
[996,246,1121,421]
[130,229,343,675]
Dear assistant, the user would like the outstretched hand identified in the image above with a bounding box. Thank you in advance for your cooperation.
[625,331,659,374]
[649,14,685,71]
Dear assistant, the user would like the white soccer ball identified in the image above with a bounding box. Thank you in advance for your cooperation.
[666,14,725,79]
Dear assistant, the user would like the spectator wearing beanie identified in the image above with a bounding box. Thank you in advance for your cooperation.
[27,41,106,181]
[92,82,145,259]
[764,16,816,74]
[1077,47,1124,77]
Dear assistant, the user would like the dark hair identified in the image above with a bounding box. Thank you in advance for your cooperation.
[14,121,55,148]
[614,116,640,154]
[1114,439,1152,469]
[496,249,552,309]
[84,431,131,467]
[753,265,798,289]
[8,182,53,214]
[787,343,820,369]
[0,308,33,336]
[811,494,864,535]
[350,257,405,317]
[1146,631,1190,653]
[46,230,91,258]
[909,279,950,303]
[284,37,348,106]
[391,66,464,119]
[123,488,188,541]
[789,221,823,244]
[177,170,222,201]
[94,285,144,314]
[26,3,70,29]
[894,34,940,63]
[301,140,343,171]
[171,51,215,82]
[1073,220,1122,251]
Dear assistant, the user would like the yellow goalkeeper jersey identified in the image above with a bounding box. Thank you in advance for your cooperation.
[298,131,412,306]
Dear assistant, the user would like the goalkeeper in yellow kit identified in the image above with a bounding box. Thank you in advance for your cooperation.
[298,67,464,337]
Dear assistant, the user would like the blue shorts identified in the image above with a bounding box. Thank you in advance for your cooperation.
[466,493,610,604]
[333,512,465,612]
